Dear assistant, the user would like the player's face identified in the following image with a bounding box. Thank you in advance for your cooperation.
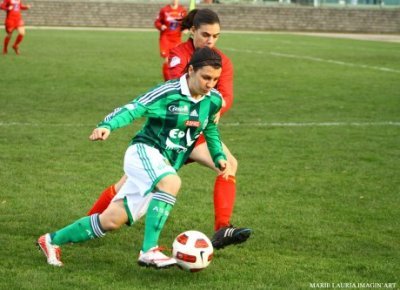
[188,65,222,98]
[191,24,221,49]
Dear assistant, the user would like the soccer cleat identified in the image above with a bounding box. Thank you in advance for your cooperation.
[12,45,19,55]
[211,225,252,250]
[137,246,176,269]
[37,233,63,267]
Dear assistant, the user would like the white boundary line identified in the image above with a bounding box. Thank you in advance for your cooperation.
[1,121,399,127]
[222,47,400,74]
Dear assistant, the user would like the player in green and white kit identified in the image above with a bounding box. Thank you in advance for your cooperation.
[37,47,229,269]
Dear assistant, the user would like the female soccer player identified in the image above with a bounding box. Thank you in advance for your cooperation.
[37,47,229,268]
[154,0,187,80]
[1,0,31,55]
[88,9,252,250]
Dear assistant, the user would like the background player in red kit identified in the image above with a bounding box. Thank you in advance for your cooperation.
[88,9,251,250]
[154,0,187,80]
[1,0,31,55]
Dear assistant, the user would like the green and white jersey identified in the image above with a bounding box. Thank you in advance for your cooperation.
[98,75,226,170]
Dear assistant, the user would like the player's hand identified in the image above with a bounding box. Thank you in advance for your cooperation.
[218,160,230,180]
[161,25,167,31]
[8,5,14,10]
[89,127,110,141]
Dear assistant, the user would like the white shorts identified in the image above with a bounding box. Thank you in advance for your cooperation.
[112,143,176,225]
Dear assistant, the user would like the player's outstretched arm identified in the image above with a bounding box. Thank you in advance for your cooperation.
[89,127,110,141]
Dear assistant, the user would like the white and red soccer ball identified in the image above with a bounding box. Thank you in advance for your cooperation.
[172,230,213,272]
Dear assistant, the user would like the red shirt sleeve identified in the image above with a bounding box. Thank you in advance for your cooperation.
[167,40,193,80]
[1,0,11,11]
[20,2,29,10]
[216,51,234,116]
[154,6,165,31]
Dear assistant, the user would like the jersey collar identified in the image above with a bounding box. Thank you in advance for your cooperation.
[180,74,209,103]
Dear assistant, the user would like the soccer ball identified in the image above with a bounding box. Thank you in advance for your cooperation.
[172,230,214,272]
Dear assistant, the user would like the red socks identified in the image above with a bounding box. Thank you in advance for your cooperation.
[14,34,24,48]
[213,175,236,231]
[87,185,116,215]
[3,35,24,54]
[3,36,10,54]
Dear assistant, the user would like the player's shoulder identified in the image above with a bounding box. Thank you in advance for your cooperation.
[138,79,181,105]
[209,88,223,105]
[169,40,193,67]
[171,39,193,55]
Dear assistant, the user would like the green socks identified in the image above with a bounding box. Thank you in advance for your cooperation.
[50,214,105,246]
[142,192,176,252]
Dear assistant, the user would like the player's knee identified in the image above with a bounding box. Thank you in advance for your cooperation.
[228,154,238,174]
[157,174,181,196]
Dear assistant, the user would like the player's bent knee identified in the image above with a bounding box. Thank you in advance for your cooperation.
[228,154,238,174]
[156,174,181,196]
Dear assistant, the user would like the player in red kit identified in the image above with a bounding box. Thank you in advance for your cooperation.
[154,0,186,80]
[1,0,31,55]
[87,9,251,250]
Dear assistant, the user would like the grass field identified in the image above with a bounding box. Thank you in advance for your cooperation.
[0,29,399,290]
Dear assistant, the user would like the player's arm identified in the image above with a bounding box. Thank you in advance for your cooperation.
[202,100,227,170]
[154,8,166,31]
[0,0,11,11]
[89,101,147,141]
[20,2,31,10]
[216,57,234,116]
[167,48,188,80]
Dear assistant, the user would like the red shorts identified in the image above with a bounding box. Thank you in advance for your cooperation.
[185,134,206,164]
[5,18,24,33]
[159,36,181,58]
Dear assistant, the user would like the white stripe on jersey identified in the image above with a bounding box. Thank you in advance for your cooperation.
[138,81,181,105]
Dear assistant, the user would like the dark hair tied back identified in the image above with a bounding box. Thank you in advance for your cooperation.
[188,47,222,71]
[181,8,220,31]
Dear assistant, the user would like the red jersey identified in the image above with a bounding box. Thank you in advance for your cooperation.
[1,0,28,23]
[154,4,187,41]
[168,39,234,116]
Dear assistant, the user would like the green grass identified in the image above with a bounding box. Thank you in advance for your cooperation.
[0,29,399,290]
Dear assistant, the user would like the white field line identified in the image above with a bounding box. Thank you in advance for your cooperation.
[222,47,400,74]
[1,121,399,127]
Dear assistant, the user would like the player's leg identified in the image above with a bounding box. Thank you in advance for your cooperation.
[122,144,179,269]
[87,174,127,215]
[3,25,13,54]
[37,200,128,266]
[188,139,252,249]
[12,25,25,55]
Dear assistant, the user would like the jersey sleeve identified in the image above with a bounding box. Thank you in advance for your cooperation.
[154,7,165,31]
[203,96,227,168]
[1,0,11,11]
[97,101,147,131]
[217,56,234,116]
[167,47,188,80]
[20,2,29,10]
[203,120,227,169]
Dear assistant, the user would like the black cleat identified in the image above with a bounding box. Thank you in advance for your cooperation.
[211,226,252,249]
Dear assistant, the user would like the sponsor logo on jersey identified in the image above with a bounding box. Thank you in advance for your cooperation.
[166,128,199,153]
[168,105,189,115]
[185,120,200,128]
[169,56,181,68]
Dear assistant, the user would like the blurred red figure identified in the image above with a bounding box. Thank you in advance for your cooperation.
[1,0,31,55]
[154,0,187,80]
